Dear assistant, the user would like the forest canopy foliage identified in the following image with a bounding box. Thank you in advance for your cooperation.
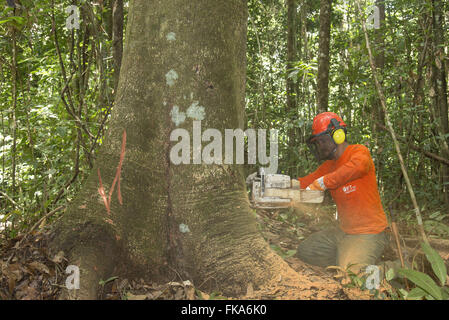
[1,0,449,241]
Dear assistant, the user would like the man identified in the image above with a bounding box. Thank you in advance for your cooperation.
[295,112,388,275]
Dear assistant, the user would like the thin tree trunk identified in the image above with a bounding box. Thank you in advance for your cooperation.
[356,0,428,244]
[316,0,332,113]
[11,12,18,204]
[431,0,449,205]
[373,0,385,186]
[287,0,297,175]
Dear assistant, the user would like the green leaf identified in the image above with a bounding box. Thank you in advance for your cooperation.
[398,288,409,299]
[285,249,296,257]
[421,242,447,286]
[397,268,443,300]
[195,289,204,300]
[386,268,396,281]
[441,287,449,300]
[99,276,118,286]
[0,16,25,25]
[406,287,426,300]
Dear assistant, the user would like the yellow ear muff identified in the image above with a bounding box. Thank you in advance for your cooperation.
[332,128,346,144]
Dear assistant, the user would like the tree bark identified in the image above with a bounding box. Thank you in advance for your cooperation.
[112,0,123,92]
[51,0,303,299]
[372,0,385,186]
[373,0,385,124]
[11,12,18,202]
[316,0,332,113]
[430,0,449,205]
[286,0,297,113]
[286,0,297,176]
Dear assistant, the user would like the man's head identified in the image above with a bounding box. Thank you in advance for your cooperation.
[307,112,347,161]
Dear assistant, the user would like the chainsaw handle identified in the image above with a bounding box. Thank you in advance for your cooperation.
[260,168,265,194]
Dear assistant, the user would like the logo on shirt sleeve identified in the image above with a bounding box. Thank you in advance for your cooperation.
[342,185,357,194]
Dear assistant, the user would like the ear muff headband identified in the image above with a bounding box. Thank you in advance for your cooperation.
[328,118,346,145]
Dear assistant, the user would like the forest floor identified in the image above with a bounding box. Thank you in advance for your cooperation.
[0,203,446,300]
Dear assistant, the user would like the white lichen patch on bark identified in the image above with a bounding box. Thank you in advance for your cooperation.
[186,101,205,121]
[166,32,176,41]
[179,223,191,233]
[170,105,186,126]
[165,69,179,87]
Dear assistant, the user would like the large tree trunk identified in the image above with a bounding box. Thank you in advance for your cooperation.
[316,0,332,113]
[112,0,123,92]
[50,0,302,299]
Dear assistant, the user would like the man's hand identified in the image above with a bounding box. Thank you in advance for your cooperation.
[246,172,258,184]
[306,176,327,191]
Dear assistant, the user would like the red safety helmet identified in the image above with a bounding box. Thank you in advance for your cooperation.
[312,112,346,136]
[307,112,347,161]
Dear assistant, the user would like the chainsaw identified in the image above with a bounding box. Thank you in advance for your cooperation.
[247,168,324,209]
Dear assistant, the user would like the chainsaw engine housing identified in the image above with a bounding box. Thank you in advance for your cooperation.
[250,171,324,209]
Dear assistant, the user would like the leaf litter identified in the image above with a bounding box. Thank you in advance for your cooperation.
[0,206,380,300]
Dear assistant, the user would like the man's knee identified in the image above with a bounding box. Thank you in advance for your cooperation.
[295,229,341,267]
[337,232,388,273]
[296,241,336,267]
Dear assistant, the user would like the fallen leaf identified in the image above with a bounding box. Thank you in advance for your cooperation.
[28,261,50,274]
[174,288,185,299]
[185,286,195,300]
[16,281,39,300]
[145,292,154,300]
[21,286,39,300]
[51,251,65,264]
[197,290,209,300]
[6,263,23,282]
[126,292,147,300]
[151,290,163,298]
[8,277,15,295]
[117,279,129,292]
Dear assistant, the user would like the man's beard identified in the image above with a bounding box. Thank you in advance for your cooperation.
[318,144,337,161]
[311,134,337,162]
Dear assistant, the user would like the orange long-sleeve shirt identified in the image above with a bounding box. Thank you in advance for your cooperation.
[298,144,387,234]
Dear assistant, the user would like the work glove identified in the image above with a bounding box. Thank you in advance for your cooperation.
[306,176,326,191]
[246,172,258,185]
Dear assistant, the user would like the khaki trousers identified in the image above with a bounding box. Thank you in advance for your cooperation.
[295,227,388,274]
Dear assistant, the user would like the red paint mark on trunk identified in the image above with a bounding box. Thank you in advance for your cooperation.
[97,130,127,215]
